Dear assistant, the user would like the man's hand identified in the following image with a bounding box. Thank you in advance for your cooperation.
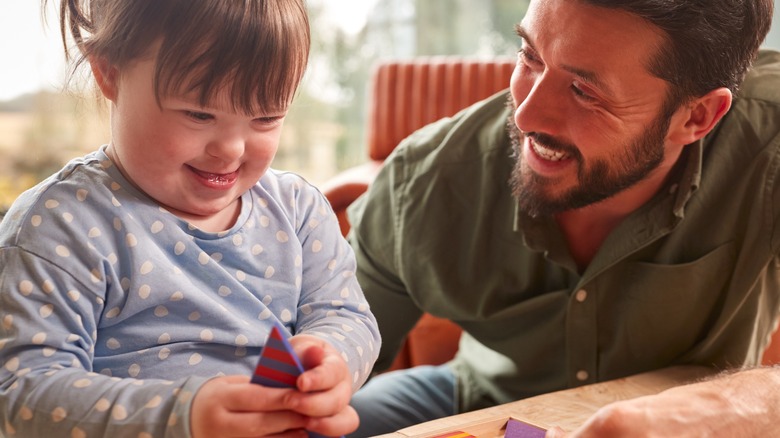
[546,367,779,438]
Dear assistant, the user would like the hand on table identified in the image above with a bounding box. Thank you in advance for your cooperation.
[190,335,356,438]
[546,367,779,438]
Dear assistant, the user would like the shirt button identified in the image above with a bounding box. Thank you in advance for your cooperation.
[575,289,588,303]
[576,370,589,381]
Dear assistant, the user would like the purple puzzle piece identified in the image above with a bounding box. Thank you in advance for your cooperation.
[504,418,547,438]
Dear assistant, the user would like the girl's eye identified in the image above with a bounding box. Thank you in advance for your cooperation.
[254,116,283,125]
[186,111,213,122]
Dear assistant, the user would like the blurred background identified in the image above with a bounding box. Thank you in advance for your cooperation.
[1,0,779,211]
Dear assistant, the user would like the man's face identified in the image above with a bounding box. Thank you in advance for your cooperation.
[508,0,677,216]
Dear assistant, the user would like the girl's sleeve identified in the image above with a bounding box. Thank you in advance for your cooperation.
[0,247,207,438]
[293,184,381,391]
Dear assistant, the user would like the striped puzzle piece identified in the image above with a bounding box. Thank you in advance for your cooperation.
[251,320,342,438]
[251,320,305,388]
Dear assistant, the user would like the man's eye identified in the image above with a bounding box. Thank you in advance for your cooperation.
[571,83,596,102]
[186,111,213,121]
[518,48,541,65]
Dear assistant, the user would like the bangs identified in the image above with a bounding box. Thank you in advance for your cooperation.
[153,0,310,114]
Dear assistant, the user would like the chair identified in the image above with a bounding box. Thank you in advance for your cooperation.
[321,56,780,370]
[321,56,516,370]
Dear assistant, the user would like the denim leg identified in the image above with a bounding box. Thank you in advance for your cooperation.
[348,364,457,438]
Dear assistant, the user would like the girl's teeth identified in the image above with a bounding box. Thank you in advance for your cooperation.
[533,143,569,161]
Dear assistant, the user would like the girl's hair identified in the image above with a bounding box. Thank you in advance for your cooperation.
[48,0,311,114]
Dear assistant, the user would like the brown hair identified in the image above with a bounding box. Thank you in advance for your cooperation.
[582,0,773,110]
[48,0,310,114]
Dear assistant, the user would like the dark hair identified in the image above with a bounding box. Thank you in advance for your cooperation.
[583,0,773,106]
[47,0,310,114]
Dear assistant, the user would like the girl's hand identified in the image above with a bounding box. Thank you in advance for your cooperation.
[291,334,360,436]
[190,375,310,438]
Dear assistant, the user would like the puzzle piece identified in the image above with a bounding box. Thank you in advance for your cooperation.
[251,320,342,438]
[504,418,547,438]
[431,432,477,438]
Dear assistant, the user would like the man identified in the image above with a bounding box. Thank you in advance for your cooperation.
[347,0,780,436]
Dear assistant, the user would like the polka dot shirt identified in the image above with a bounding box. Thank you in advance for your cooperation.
[0,147,380,437]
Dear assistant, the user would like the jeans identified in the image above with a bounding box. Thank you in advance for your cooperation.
[348,364,457,437]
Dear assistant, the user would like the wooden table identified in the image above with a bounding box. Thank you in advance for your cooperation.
[374,366,715,438]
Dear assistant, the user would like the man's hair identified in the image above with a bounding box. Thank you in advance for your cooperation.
[49,0,310,114]
[584,0,773,106]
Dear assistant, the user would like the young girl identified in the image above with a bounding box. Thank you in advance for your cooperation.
[0,1,380,437]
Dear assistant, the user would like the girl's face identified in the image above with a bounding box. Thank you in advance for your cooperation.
[96,56,286,231]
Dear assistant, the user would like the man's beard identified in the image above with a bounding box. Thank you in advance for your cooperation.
[507,101,671,217]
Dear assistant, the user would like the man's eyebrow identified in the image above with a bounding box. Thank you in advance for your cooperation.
[514,23,615,98]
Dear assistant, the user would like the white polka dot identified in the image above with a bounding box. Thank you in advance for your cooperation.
[232,235,243,246]
[120,278,131,290]
[309,219,321,229]
[20,405,33,420]
[32,333,47,344]
[212,253,223,263]
[126,234,138,247]
[354,371,359,384]
[168,413,178,427]
[106,307,121,318]
[198,252,210,265]
[42,281,54,294]
[139,433,153,438]
[264,266,275,278]
[328,260,338,270]
[113,218,123,231]
[76,189,88,201]
[110,182,121,191]
[358,303,369,312]
[189,353,203,365]
[257,309,272,320]
[252,244,264,255]
[260,216,271,227]
[73,379,92,388]
[5,357,20,372]
[301,304,313,315]
[200,330,214,342]
[174,242,186,255]
[188,312,201,321]
[276,231,290,243]
[62,212,74,223]
[145,396,163,409]
[295,255,303,267]
[111,197,121,207]
[280,309,293,322]
[106,338,121,350]
[170,291,184,301]
[154,306,169,317]
[19,281,34,296]
[332,332,346,342]
[151,221,164,234]
[67,334,79,342]
[31,215,42,227]
[3,315,13,331]
[218,286,231,297]
[158,348,171,360]
[332,300,345,307]
[138,285,151,299]
[56,245,71,257]
[112,405,128,420]
[90,269,102,283]
[128,364,141,377]
[95,398,111,412]
[52,407,67,422]
[158,333,171,344]
[88,227,102,238]
[357,346,364,357]
[262,295,273,305]
[40,305,54,318]
[236,270,246,281]
[107,253,118,264]
[341,324,354,332]
[140,261,154,275]
[340,288,350,299]
[312,240,323,253]
[45,200,60,209]
[71,427,87,438]
[235,335,249,346]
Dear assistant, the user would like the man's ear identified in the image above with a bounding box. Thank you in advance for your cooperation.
[89,56,120,102]
[667,87,732,145]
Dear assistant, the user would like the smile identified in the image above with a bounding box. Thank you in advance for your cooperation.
[532,140,570,162]
[190,166,240,187]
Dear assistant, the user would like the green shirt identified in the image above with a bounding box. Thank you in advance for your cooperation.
[347,50,780,412]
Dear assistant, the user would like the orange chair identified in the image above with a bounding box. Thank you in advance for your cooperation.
[321,57,516,370]
[321,56,780,370]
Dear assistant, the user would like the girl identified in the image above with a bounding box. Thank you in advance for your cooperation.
[0,1,380,437]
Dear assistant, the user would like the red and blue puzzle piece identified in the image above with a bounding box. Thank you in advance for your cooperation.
[252,320,342,438]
